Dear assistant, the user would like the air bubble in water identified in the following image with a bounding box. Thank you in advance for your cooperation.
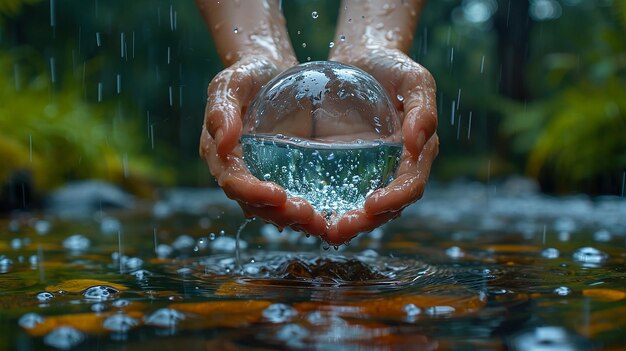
[18,313,44,329]
[144,308,185,327]
[36,292,54,302]
[263,303,297,323]
[103,314,138,333]
[572,247,608,266]
[311,11,318,19]
[62,234,90,251]
[83,285,120,301]
[44,326,85,350]
[554,286,571,296]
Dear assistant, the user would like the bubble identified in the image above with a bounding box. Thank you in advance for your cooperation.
[103,314,138,333]
[211,236,248,252]
[44,326,85,350]
[554,286,571,296]
[572,247,608,266]
[144,308,185,327]
[34,220,51,235]
[62,234,90,251]
[83,285,120,301]
[172,234,195,250]
[424,306,455,316]
[100,217,121,234]
[112,299,130,308]
[18,313,44,329]
[263,303,297,323]
[36,292,54,302]
[445,246,464,259]
[311,11,318,19]
[541,247,560,259]
[91,303,107,312]
[130,269,152,280]
[403,303,422,318]
[156,244,173,258]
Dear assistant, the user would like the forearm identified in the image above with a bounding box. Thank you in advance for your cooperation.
[330,0,426,59]
[195,0,297,67]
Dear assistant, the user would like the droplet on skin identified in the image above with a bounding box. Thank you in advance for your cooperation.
[339,34,346,41]
[233,26,239,34]
[329,41,334,48]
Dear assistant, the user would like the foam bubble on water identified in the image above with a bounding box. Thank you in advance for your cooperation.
[144,308,185,327]
[18,313,44,329]
[172,234,195,250]
[0,256,13,273]
[36,292,54,302]
[211,236,247,252]
[120,256,144,271]
[103,314,138,333]
[554,286,572,296]
[311,11,319,19]
[572,247,608,266]
[43,326,85,350]
[156,244,173,258]
[62,234,90,251]
[511,326,578,351]
[263,303,297,323]
[112,299,130,308]
[541,248,560,259]
[83,285,120,301]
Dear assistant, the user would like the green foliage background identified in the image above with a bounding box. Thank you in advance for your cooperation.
[0,0,624,200]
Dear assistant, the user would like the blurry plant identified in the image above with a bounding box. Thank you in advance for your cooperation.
[500,1,626,193]
[0,49,168,194]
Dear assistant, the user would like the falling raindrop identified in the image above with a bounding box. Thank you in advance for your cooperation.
[96,32,101,47]
[480,55,485,73]
[97,82,103,102]
[49,57,55,83]
[467,111,473,139]
[116,74,121,94]
[301,42,307,48]
[311,11,319,19]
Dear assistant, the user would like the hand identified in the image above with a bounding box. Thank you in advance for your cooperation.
[324,48,439,245]
[199,55,327,236]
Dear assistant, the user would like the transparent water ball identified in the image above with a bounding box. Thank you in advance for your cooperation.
[241,61,403,217]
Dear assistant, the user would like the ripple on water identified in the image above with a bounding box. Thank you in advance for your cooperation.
[144,308,185,328]
[103,314,139,333]
[263,303,297,323]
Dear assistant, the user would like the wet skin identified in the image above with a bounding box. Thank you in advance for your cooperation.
[197,0,438,244]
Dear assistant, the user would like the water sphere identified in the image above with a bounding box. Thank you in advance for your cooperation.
[242,61,402,217]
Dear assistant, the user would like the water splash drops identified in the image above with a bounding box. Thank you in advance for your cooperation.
[144,308,185,327]
[44,326,85,350]
[263,304,297,323]
[103,314,138,333]
[83,285,120,301]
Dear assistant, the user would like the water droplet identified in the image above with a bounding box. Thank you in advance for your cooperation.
[209,232,216,240]
[100,217,121,235]
[233,26,239,34]
[91,303,107,312]
[593,229,612,242]
[572,247,608,266]
[211,236,247,252]
[130,269,152,280]
[44,326,84,350]
[424,306,455,316]
[302,42,307,48]
[328,41,335,48]
[144,308,185,327]
[554,286,571,296]
[339,34,346,41]
[62,234,90,251]
[396,94,404,102]
[311,11,318,19]
[112,299,130,308]
[263,303,297,323]
[34,220,51,235]
[36,292,54,302]
[18,313,44,329]
[445,246,464,259]
[83,285,120,301]
[103,314,138,333]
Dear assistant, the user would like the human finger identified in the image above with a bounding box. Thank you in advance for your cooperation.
[325,209,399,245]
[240,198,328,237]
[364,134,439,215]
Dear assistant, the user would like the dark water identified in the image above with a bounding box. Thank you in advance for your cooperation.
[1,182,625,350]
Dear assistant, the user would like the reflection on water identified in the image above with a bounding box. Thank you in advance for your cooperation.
[1,182,625,350]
